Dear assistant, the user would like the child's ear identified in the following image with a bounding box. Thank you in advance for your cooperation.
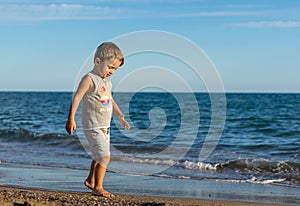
[94,57,101,65]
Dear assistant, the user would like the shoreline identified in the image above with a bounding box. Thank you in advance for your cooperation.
[0,162,299,205]
[0,186,289,206]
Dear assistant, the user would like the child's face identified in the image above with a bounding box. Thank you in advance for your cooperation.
[96,58,122,78]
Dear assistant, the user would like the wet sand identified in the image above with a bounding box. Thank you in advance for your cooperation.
[1,163,299,205]
[0,186,289,206]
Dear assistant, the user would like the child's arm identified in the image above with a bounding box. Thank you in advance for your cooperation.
[66,75,93,135]
[112,99,130,130]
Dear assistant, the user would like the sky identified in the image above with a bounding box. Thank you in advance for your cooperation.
[0,0,299,92]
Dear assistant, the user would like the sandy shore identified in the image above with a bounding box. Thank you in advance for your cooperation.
[1,163,298,205]
[0,186,289,206]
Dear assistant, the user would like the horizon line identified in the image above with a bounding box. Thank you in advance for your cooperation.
[0,90,299,94]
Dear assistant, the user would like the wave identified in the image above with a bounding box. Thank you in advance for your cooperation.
[0,128,67,139]
[114,156,223,172]
[113,155,300,185]
[1,128,299,186]
[0,128,82,149]
[153,174,291,187]
[246,177,286,184]
[116,156,299,173]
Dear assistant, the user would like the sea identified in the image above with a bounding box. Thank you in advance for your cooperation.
[0,92,299,194]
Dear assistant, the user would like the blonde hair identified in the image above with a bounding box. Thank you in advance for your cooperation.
[94,42,124,66]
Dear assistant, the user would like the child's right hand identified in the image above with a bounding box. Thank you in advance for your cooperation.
[65,119,76,135]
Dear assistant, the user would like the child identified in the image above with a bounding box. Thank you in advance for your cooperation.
[65,42,130,198]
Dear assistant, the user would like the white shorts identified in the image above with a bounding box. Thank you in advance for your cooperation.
[84,127,110,161]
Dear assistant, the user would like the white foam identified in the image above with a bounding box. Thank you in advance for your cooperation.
[120,156,177,166]
[180,160,220,171]
[246,177,286,184]
[119,156,221,172]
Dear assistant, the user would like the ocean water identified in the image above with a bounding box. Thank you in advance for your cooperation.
[0,92,299,189]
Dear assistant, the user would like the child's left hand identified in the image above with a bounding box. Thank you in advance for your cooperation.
[118,116,130,130]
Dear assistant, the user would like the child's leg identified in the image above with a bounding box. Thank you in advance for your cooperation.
[92,156,113,197]
[85,128,112,197]
[84,160,97,189]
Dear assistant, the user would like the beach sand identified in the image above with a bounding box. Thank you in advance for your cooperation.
[1,163,298,205]
[0,186,288,206]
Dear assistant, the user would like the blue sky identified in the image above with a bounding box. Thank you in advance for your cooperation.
[0,0,299,92]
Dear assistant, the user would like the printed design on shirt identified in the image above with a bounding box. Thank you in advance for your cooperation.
[99,86,111,106]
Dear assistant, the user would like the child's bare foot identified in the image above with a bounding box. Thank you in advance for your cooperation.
[84,180,94,190]
[92,189,114,198]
